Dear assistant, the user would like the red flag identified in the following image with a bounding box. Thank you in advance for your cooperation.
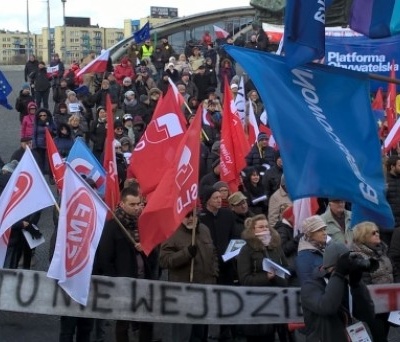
[213,25,230,39]
[167,78,186,108]
[247,100,259,145]
[386,60,397,131]
[220,78,250,192]
[129,90,187,195]
[372,87,384,110]
[138,109,201,255]
[45,128,65,190]
[76,50,110,77]
[103,94,120,216]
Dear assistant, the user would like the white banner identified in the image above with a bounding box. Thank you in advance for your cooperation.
[0,270,399,324]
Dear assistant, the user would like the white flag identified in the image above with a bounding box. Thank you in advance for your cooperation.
[0,147,56,238]
[234,77,246,125]
[47,164,108,305]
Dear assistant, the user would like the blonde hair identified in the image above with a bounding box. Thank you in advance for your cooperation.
[352,221,379,244]
[243,214,281,248]
[68,114,80,125]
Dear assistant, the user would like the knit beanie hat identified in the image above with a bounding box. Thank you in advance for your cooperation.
[201,186,219,204]
[323,242,349,268]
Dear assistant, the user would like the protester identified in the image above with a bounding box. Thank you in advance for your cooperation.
[385,155,400,245]
[237,214,289,342]
[241,166,268,215]
[228,191,254,237]
[268,174,292,229]
[29,61,51,109]
[245,132,276,173]
[20,101,38,140]
[10,137,33,162]
[351,221,393,341]
[159,210,218,342]
[95,187,158,342]
[296,215,327,286]
[301,241,380,342]
[15,82,35,123]
[320,199,352,245]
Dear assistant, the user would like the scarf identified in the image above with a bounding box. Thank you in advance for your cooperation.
[114,205,140,243]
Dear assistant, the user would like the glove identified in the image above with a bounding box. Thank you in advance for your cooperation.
[187,245,197,258]
[334,252,352,276]
[25,225,43,240]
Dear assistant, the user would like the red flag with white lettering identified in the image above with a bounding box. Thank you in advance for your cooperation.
[138,109,201,255]
[46,128,65,190]
[220,78,250,192]
[47,164,108,305]
[129,90,187,195]
[103,94,120,216]
[0,147,56,238]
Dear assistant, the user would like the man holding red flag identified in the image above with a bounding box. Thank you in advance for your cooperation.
[138,108,202,255]
[220,77,250,193]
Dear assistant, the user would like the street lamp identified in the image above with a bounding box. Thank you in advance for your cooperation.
[26,0,30,59]
[61,0,67,61]
[47,0,51,63]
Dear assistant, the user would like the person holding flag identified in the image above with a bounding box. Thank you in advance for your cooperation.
[95,187,158,342]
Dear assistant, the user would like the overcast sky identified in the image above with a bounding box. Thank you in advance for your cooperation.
[1,0,249,34]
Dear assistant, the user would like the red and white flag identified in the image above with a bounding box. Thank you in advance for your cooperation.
[47,164,108,305]
[103,94,120,215]
[139,108,201,255]
[247,99,259,145]
[213,25,230,39]
[129,90,187,195]
[220,77,250,192]
[202,105,213,127]
[384,117,400,152]
[234,77,246,125]
[46,128,65,191]
[293,197,320,236]
[76,50,110,77]
[0,229,11,267]
[0,147,56,238]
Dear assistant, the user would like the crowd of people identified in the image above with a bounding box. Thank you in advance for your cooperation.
[1,26,400,342]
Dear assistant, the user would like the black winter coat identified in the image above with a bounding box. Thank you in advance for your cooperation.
[245,143,276,170]
[386,172,400,228]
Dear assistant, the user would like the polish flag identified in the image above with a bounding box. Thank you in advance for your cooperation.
[293,197,320,236]
[202,105,213,127]
[76,50,110,77]
[247,100,259,145]
[213,25,230,39]
[47,164,108,305]
[384,118,400,152]
[0,147,56,238]
[46,128,65,191]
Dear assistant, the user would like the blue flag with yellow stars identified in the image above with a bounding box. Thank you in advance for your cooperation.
[0,70,13,110]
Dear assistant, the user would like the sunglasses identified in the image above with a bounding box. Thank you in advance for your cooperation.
[371,230,380,236]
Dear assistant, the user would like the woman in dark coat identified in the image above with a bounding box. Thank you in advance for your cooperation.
[237,214,289,341]
[242,166,268,215]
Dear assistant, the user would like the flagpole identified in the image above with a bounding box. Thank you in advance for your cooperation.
[368,74,400,86]
[189,208,197,283]
[185,103,210,142]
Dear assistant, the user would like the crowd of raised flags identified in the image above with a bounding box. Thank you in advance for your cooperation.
[0,0,399,308]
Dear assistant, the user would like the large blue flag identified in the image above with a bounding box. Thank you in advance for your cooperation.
[66,138,106,197]
[134,22,150,44]
[284,0,333,68]
[0,70,13,110]
[225,45,394,229]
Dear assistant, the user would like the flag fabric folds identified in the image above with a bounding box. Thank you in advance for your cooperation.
[46,128,65,191]
[386,61,397,131]
[247,99,259,146]
[138,110,201,255]
[372,88,384,110]
[220,77,250,193]
[283,0,333,68]
[103,95,120,213]
[66,138,106,197]
[350,0,400,38]
[384,118,400,152]
[0,147,56,237]
[225,45,394,228]
[134,22,150,44]
[293,197,319,236]
[129,90,187,195]
[213,25,230,39]
[0,70,13,110]
[234,77,246,125]
[47,164,108,305]
[76,50,110,77]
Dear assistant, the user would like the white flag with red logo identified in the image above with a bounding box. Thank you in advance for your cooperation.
[247,99,260,145]
[0,228,11,267]
[47,163,108,305]
[138,109,201,255]
[76,50,110,77]
[213,25,230,39]
[0,147,56,238]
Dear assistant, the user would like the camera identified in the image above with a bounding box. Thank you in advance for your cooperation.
[349,253,375,272]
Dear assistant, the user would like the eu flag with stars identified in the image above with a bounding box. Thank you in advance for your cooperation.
[134,22,150,44]
[0,70,13,110]
[225,45,394,229]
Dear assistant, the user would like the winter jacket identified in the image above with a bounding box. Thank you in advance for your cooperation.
[90,119,107,153]
[30,67,51,92]
[268,186,292,229]
[114,59,135,85]
[32,108,56,149]
[320,207,352,245]
[296,238,324,286]
[245,142,276,170]
[20,113,35,139]
[301,269,376,342]
[159,223,219,284]
[15,90,34,115]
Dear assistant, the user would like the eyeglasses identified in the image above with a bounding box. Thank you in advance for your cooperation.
[233,200,247,207]
[371,230,380,236]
